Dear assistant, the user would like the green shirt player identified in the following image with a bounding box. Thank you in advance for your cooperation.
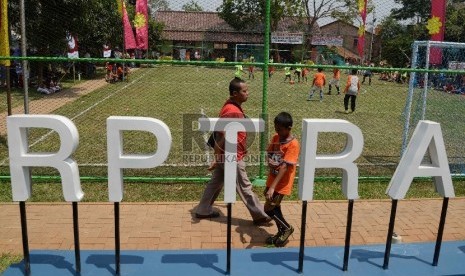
[284,67,292,82]
[235,64,244,79]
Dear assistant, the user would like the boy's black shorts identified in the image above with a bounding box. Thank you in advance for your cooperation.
[264,187,285,212]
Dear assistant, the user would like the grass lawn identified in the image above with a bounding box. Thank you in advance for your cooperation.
[0,65,465,202]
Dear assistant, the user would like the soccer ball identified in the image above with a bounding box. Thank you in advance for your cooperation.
[289,80,295,85]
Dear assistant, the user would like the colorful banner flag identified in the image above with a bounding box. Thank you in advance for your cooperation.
[66,32,79,59]
[135,0,148,50]
[357,0,368,61]
[122,1,136,50]
[0,0,10,66]
[427,0,446,64]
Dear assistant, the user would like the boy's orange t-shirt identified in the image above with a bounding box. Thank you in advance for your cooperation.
[266,134,300,195]
[313,72,326,87]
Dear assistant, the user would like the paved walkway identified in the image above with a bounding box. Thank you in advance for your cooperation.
[1,198,465,254]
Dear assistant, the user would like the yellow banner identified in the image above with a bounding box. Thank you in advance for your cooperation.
[0,0,10,66]
[117,0,122,15]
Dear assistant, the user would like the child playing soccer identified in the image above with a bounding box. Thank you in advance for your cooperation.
[343,69,360,113]
[283,66,292,82]
[264,112,300,247]
[308,68,326,101]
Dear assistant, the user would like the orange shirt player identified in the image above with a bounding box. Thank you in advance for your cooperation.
[264,112,300,247]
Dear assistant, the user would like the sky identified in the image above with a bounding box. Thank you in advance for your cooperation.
[167,0,401,27]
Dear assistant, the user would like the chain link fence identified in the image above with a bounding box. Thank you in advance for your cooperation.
[1,0,465,181]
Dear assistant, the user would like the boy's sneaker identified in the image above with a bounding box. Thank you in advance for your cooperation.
[344,110,349,114]
[274,226,294,247]
[265,231,282,245]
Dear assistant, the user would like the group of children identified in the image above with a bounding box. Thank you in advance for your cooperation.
[306,67,361,113]
[105,62,130,83]
[37,79,62,95]
[237,63,361,113]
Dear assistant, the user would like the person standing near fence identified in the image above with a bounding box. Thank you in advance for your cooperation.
[264,112,300,247]
[328,62,341,95]
[307,68,326,102]
[343,69,360,114]
[195,78,272,226]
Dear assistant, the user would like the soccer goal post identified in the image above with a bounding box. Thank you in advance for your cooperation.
[402,40,465,174]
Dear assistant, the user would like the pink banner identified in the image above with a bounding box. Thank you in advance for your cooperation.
[135,0,148,50]
[122,2,136,50]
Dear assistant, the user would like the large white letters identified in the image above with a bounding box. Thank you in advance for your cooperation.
[7,115,83,202]
[6,115,456,203]
[198,118,264,203]
[387,120,455,199]
[107,116,172,202]
[298,119,364,200]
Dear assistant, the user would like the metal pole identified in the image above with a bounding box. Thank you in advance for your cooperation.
[401,42,419,155]
[433,197,449,266]
[19,201,30,275]
[6,68,12,115]
[259,0,271,179]
[383,199,398,270]
[72,202,81,273]
[226,203,232,275]
[115,202,121,275]
[298,200,307,273]
[421,41,431,120]
[343,199,354,271]
[19,0,29,114]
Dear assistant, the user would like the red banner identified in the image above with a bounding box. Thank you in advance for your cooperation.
[122,1,136,50]
[428,0,446,64]
[135,0,148,50]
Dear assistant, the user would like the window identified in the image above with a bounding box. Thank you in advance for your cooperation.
[353,38,358,48]
[214,43,228,49]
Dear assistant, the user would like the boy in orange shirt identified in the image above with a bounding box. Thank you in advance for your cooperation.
[307,68,326,101]
[264,112,300,247]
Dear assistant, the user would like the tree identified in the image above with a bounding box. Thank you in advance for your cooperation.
[8,0,122,57]
[377,16,412,67]
[445,2,465,42]
[182,1,203,12]
[300,0,347,36]
[148,0,170,17]
[391,0,430,24]
[330,0,375,26]
[217,0,303,32]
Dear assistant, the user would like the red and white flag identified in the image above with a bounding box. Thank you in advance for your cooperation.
[66,32,79,59]
[123,1,136,50]
[135,0,148,50]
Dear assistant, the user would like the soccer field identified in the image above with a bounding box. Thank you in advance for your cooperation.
[2,65,465,178]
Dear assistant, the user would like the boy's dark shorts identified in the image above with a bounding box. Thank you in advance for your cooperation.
[264,187,285,212]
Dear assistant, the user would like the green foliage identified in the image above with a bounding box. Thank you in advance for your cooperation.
[8,0,121,56]
[378,16,412,67]
[217,0,304,32]
[182,0,203,12]
[445,3,465,42]
[391,0,430,24]
[330,0,375,26]
[0,253,21,274]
